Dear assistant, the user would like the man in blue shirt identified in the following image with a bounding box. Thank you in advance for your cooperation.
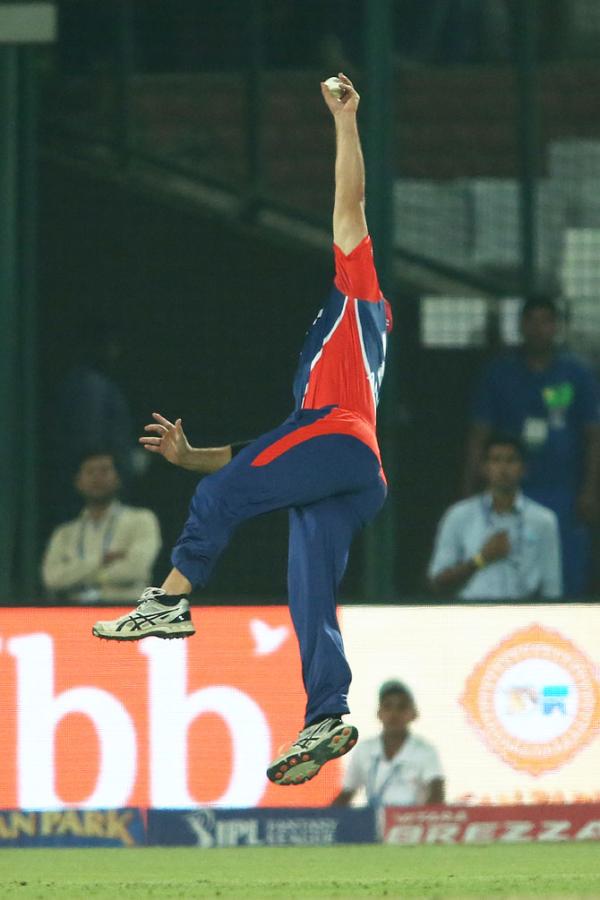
[432,435,561,599]
[463,296,600,596]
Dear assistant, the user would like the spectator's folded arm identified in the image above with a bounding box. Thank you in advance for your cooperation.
[96,512,162,587]
[41,528,103,592]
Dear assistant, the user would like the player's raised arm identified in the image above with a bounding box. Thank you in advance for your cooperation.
[321,73,368,255]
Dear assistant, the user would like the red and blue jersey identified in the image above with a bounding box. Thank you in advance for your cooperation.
[291,236,392,460]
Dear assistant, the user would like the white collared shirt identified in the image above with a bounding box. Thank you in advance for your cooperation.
[428,491,562,599]
[343,733,443,807]
[42,501,161,602]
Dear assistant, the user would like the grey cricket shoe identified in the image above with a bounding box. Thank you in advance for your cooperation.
[92,587,196,641]
[267,717,358,786]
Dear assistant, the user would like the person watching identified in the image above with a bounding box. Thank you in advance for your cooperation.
[463,294,600,596]
[42,449,161,602]
[431,434,562,599]
[332,680,444,808]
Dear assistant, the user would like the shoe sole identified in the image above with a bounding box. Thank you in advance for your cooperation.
[92,623,196,641]
[267,724,358,786]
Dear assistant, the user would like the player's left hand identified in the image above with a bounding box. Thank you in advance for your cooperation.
[320,72,360,117]
[139,412,193,468]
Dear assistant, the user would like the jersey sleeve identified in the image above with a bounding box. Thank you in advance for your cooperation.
[334,235,383,301]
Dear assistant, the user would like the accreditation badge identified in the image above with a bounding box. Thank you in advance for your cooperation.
[543,382,574,430]
[522,417,548,448]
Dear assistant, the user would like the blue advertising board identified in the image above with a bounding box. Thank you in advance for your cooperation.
[148,807,376,847]
[0,809,145,848]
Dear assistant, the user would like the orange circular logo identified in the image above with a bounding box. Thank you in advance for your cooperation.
[461,625,600,775]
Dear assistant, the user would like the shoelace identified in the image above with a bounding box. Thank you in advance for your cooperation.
[135,587,167,612]
[126,597,159,619]
[133,601,151,615]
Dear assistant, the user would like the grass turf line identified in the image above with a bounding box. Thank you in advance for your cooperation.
[0,844,599,898]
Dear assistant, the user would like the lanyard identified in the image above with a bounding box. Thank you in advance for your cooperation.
[77,508,121,560]
[366,753,403,808]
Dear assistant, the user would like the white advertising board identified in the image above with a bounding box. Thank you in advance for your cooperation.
[344,605,600,805]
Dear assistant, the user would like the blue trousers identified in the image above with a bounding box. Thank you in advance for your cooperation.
[172,408,387,725]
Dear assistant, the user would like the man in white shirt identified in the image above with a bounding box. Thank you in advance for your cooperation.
[42,450,161,602]
[332,680,444,808]
[429,434,562,600]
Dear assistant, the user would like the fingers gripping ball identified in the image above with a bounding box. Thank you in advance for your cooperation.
[323,76,346,100]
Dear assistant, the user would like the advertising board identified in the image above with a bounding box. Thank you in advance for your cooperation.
[1,604,599,810]
[0,607,339,809]
[383,803,600,844]
[0,808,144,847]
[148,807,375,847]
[344,605,600,806]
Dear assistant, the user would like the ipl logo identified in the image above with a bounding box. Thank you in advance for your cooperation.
[461,625,600,775]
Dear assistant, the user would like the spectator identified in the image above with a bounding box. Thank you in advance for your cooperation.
[332,680,444,808]
[49,316,135,526]
[463,295,600,596]
[42,450,161,603]
[432,434,561,599]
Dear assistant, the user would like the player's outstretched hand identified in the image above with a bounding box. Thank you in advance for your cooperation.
[320,72,360,118]
[140,412,192,468]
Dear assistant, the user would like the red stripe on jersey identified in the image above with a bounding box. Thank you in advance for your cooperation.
[302,298,376,427]
[334,235,382,302]
[251,407,382,470]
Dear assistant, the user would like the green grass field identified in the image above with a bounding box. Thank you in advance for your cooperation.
[0,844,599,899]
